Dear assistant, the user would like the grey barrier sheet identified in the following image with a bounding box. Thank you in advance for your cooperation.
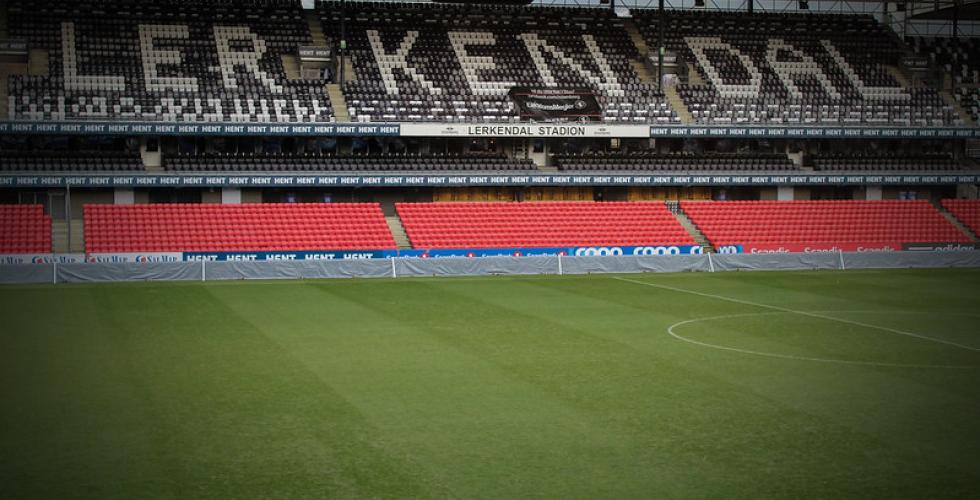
[394,256,558,277]
[562,254,710,274]
[56,262,204,283]
[709,252,843,271]
[204,260,393,281]
[0,264,54,284]
[1,251,979,284]
[841,251,980,269]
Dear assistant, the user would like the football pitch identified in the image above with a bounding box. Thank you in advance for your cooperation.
[1,269,979,498]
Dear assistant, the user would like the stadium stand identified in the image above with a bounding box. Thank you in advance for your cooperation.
[908,36,980,123]
[681,200,970,251]
[165,152,535,172]
[953,87,980,124]
[319,1,678,123]
[8,0,333,122]
[909,36,980,86]
[0,150,144,172]
[810,153,962,172]
[396,201,696,249]
[635,11,960,126]
[555,151,796,172]
[941,199,980,236]
[0,205,53,253]
[83,203,395,252]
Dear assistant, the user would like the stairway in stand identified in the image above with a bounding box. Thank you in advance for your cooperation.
[281,55,301,81]
[663,86,694,124]
[52,220,85,254]
[305,10,328,47]
[28,49,48,76]
[327,84,350,122]
[623,20,657,86]
[385,216,412,249]
[667,201,714,252]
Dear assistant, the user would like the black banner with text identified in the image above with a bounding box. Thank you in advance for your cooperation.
[509,88,601,122]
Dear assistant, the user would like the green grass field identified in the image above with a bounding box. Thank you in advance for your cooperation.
[1,269,979,498]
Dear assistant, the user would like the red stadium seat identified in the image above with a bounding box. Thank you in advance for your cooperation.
[83,203,396,253]
[0,205,52,253]
[941,199,980,237]
[396,201,696,249]
[680,200,970,251]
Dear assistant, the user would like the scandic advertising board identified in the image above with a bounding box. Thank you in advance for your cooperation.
[740,242,977,253]
[81,245,709,263]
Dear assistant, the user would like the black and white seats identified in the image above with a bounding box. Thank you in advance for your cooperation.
[8,0,333,123]
[908,36,980,123]
[319,1,678,124]
[636,11,960,126]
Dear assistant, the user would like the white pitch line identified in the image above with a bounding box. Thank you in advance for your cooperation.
[667,312,978,369]
[612,276,980,353]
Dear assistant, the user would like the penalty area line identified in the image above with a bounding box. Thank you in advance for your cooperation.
[667,312,978,369]
[611,276,980,353]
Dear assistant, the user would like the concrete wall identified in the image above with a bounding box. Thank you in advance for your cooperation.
[242,189,263,204]
[201,189,221,204]
[113,188,135,205]
[956,183,979,199]
[141,143,161,169]
[69,189,113,219]
[221,188,242,204]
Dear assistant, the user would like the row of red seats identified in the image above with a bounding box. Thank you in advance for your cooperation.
[0,205,52,253]
[85,203,396,253]
[681,200,970,248]
[942,199,980,236]
[397,201,696,249]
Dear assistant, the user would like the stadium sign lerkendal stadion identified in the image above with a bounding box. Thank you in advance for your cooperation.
[0,121,979,139]
[2,173,977,188]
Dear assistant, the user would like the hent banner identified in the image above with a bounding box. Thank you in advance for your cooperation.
[181,251,385,261]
